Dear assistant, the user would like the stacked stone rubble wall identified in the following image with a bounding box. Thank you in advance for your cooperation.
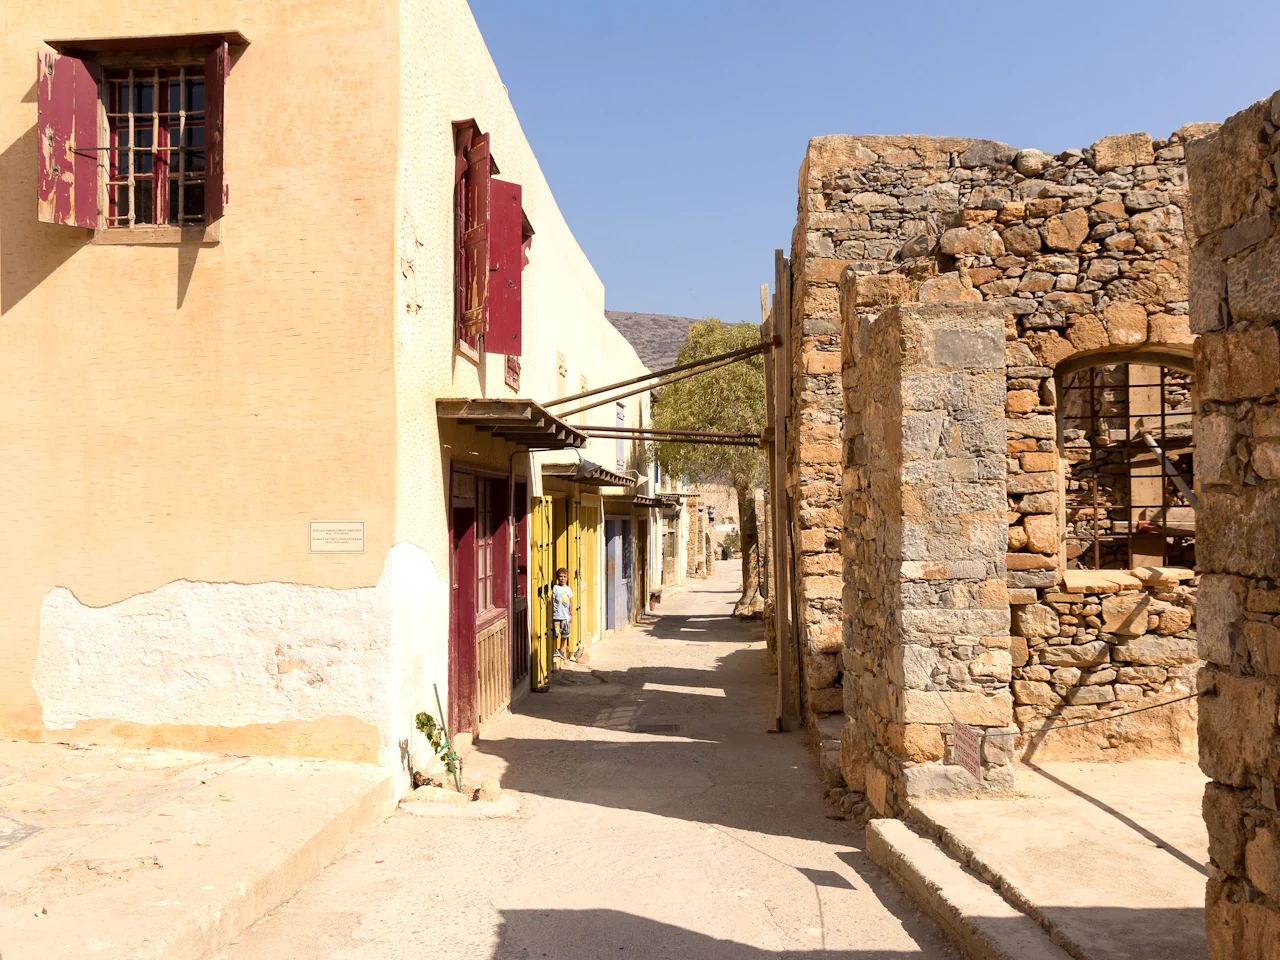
[1011,571,1198,758]
[798,128,1212,776]
[1189,89,1280,957]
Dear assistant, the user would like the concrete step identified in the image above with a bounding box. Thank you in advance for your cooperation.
[0,746,395,960]
[866,818,1073,960]
[907,805,1090,959]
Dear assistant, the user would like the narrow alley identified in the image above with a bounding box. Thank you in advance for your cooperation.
[211,569,958,960]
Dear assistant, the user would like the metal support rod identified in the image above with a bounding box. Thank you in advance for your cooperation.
[578,426,759,440]
[544,342,766,408]
[581,433,760,448]
[555,350,763,419]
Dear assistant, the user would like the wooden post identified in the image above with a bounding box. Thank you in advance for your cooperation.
[770,250,801,731]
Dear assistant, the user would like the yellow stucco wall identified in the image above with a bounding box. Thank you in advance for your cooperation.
[0,1,401,754]
[389,0,652,731]
[0,0,653,773]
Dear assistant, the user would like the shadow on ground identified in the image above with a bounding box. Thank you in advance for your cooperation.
[491,907,1206,960]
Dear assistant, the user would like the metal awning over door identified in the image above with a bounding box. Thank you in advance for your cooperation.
[437,399,586,449]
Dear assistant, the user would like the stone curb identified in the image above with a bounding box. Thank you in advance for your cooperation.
[906,806,1090,960]
[399,792,521,819]
[0,765,398,960]
[866,818,1073,960]
[157,771,397,960]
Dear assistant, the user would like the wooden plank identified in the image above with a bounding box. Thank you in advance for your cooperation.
[772,250,800,732]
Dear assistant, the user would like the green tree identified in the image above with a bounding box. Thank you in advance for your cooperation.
[653,319,765,616]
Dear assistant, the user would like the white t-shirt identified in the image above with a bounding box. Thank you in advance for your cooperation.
[552,584,573,621]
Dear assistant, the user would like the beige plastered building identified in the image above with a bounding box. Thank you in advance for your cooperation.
[1,0,668,795]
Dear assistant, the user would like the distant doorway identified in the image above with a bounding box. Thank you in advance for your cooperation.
[605,517,632,630]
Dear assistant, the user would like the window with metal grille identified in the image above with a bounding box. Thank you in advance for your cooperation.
[1061,360,1195,570]
[36,39,230,232]
[105,67,205,227]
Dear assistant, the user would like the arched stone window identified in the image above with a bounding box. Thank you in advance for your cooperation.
[1056,347,1195,571]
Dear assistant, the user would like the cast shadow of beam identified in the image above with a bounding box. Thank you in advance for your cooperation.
[1023,758,1207,877]
[1018,698,1207,877]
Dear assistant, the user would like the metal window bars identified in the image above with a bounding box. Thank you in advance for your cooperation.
[105,67,205,227]
[1060,364,1195,570]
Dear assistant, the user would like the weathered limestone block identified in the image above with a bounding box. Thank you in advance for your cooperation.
[887,722,945,762]
[1042,208,1090,252]
[1198,672,1280,787]
[1023,514,1057,554]
[1114,634,1196,667]
[1092,133,1156,173]
[901,690,1013,726]
[1102,593,1151,636]
[1012,679,1058,705]
[1012,602,1059,638]
[1039,640,1109,666]
[1204,783,1247,875]
[1196,328,1280,402]
[1103,301,1149,345]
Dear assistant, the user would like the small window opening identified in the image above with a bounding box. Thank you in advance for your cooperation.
[1061,362,1195,570]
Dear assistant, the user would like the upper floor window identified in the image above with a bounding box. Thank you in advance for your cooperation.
[36,34,238,233]
[452,119,533,361]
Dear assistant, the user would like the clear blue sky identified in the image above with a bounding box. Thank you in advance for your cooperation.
[471,0,1280,325]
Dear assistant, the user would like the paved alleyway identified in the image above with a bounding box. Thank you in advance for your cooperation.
[213,568,958,959]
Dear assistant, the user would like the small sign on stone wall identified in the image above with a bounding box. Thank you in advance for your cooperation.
[309,521,365,554]
[953,722,983,783]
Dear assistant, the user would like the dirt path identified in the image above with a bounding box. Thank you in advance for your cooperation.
[213,568,957,959]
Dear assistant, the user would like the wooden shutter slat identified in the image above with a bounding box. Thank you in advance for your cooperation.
[487,178,523,356]
[203,41,228,224]
[36,51,98,228]
[461,132,491,338]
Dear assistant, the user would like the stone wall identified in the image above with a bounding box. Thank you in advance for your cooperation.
[1189,90,1280,957]
[840,293,1014,816]
[1011,568,1198,758]
[799,129,1211,780]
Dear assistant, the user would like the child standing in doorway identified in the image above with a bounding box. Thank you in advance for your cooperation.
[551,567,574,662]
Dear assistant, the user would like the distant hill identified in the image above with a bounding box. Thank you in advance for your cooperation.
[605,312,699,373]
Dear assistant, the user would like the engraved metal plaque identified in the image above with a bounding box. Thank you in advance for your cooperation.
[309,521,365,554]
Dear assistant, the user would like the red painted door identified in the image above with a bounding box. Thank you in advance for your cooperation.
[449,472,478,734]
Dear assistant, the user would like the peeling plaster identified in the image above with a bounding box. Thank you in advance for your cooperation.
[35,543,449,768]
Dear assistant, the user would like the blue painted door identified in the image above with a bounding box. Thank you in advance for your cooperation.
[619,518,633,622]
[605,519,621,629]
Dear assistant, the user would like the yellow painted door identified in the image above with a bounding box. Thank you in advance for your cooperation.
[571,495,583,655]
[581,503,600,643]
[531,495,554,691]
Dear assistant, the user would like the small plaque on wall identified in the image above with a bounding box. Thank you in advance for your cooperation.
[309,521,365,554]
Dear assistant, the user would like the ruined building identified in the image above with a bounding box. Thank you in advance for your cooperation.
[786,128,1208,811]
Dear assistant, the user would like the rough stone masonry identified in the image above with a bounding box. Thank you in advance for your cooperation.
[1189,89,1280,959]
[785,124,1222,812]
[791,130,1208,734]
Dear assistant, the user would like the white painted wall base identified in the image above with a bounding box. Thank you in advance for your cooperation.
[36,542,448,795]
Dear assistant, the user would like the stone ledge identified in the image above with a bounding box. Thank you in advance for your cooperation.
[1061,569,1143,593]
[866,818,1074,960]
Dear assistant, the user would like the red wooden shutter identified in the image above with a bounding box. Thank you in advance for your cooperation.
[487,178,523,356]
[453,125,473,344]
[36,51,98,228]
[461,133,491,337]
[204,42,229,223]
